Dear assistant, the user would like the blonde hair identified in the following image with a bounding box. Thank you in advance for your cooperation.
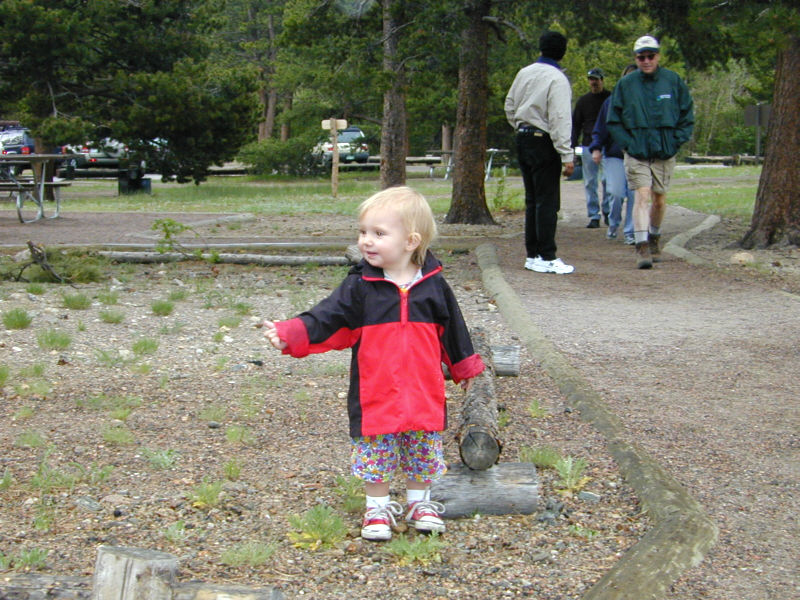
[358,186,437,266]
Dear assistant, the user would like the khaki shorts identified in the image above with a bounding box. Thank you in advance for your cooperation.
[624,153,676,194]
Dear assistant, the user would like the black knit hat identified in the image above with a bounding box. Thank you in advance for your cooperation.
[539,31,567,61]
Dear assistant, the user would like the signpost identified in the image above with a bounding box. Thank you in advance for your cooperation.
[744,103,770,157]
[322,118,347,197]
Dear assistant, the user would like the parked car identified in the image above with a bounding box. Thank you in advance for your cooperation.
[0,127,68,175]
[311,126,370,166]
[65,138,128,169]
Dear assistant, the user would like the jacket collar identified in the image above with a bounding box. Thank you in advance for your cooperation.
[536,56,562,69]
[356,250,442,282]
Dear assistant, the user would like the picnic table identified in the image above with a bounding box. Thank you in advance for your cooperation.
[425,148,508,181]
[0,154,75,223]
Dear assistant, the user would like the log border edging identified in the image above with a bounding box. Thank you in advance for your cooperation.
[475,243,718,600]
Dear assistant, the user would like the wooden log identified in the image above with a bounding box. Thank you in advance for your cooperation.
[92,546,177,600]
[456,328,501,469]
[431,462,539,518]
[443,344,520,378]
[96,251,352,266]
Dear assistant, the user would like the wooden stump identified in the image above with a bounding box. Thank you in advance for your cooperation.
[456,328,501,469]
[92,546,177,600]
[431,463,539,518]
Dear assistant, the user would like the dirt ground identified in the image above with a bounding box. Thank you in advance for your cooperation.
[1,175,798,599]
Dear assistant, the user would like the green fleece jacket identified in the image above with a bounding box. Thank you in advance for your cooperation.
[606,66,694,160]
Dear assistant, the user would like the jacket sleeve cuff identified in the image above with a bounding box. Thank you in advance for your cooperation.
[275,318,310,358]
[449,353,485,383]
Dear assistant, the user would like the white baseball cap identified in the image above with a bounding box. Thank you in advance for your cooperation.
[634,35,660,54]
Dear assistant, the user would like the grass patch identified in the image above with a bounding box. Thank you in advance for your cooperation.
[151,299,174,316]
[189,478,224,509]
[554,456,591,496]
[102,425,135,445]
[99,309,125,324]
[97,290,119,305]
[385,533,446,565]
[132,337,159,356]
[61,292,91,310]
[15,430,46,448]
[143,448,179,470]
[287,505,347,550]
[333,475,364,513]
[36,328,72,350]
[3,307,33,329]
[25,283,46,295]
[519,445,562,468]
[0,364,9,387]
[221,541,276,567]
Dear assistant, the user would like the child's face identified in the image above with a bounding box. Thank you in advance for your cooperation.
[358,207,417,273]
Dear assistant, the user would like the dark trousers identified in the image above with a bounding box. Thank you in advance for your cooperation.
[517,130,561,261]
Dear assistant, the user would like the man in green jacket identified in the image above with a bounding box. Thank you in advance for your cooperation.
[607,35,694,269]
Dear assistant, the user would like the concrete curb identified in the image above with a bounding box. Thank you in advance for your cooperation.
[475,243,718,600]
[663,214,721,266]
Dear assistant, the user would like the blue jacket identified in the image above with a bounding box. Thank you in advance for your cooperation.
[606,67,694,160]
[588,97,622,159]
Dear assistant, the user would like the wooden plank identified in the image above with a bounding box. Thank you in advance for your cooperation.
[431,462,539,518]
[92,546,177,600]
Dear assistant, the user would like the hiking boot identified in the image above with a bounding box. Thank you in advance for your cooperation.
[361,501,403,541]
[586,219,600,229]
[603,212,610,226]
[406,500,446,533]
[635,242,653,269]
[649,235,662,262]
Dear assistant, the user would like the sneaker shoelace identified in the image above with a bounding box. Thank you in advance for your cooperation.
[364,501,404,527]
[407,500,445,521]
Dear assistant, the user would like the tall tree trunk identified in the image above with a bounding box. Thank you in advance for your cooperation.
[380,0,407,189]
[740,34,800,248]
[446,0,495,224]
[258,14,278,141]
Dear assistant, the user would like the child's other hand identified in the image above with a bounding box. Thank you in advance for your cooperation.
[262,320,287,350]
[460,377,475,393]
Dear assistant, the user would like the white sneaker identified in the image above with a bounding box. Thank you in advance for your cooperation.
[361,501,403,541]
[406,500,446,533]
[524,256,538,270]
[529,256,574,274]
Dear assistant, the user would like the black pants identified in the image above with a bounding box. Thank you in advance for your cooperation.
[516,130,561,261]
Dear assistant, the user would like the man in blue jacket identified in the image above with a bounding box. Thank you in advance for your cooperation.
[606,35,694,269]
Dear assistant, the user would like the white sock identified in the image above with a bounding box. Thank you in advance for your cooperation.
[634,231,648,244]
[649,225,661,236]
[407,488,428,505]
[366,495,390,510]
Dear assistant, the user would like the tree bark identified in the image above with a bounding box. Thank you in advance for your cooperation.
[445,0,495,225]
[379,0,408,189]
[740,34,800,248]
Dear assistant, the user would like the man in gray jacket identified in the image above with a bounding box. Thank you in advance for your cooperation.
[607,35,694,269]
[505,31,575,275]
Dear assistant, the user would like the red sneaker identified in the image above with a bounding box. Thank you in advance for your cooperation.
[406,500,446,533]
[361,501,403,541]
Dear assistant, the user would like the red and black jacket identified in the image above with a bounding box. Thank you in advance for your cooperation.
[275,251,485,437]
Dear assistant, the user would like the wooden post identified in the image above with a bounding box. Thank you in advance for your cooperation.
[330,116,339,198]
[92,546,178,600]
[431,463,539,517]
[456,328,501,469]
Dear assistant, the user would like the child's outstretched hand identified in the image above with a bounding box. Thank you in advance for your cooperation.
[460,377,475,393]
[262,320,287,351]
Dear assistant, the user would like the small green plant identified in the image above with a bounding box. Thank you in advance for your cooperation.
[168,289,189,302]
[13,379,52,399]
[26,283,45,295]
[528,399,550,418]
[36,328,72,350]
[102,425,135,445]
[0,364,10,387]
[520,445,562,469]
[33,501,56,532]
[287,505,347,550]
[132,337,159,356]
[97,289,120,305]
[131,362,152,374]
[13,405,35,420]
[3,307,33,329]
[159,322,185,335]
[199,404,226,422]
[333,475,364,513]
[19,363,46,378]
[151,299,174,316]
[30,455,78,493]
[213,355,229,369]
[554,456,590,495]
[189,478,224,509]
[12,547,49,570]
[99,309,125,324]
[162,520,188,544]
[221,541,276,567]
[0,552,10,570]
[568,524,600,539]
[95,348,126,367]
[152,218,198,254]
[223,459,242,481]
[72,462,114,485]
[0,468,14,491]
[231,301,252,316]
[143,448,179,470]
[385,533,447,565]
[62,292,92,310]
[15,430,45,448]
[217,315,241,329]
[497,408,510,428]
[225,425,254,445]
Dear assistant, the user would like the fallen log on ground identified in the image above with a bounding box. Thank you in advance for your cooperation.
[96,251,351,266]
[456,327,501,470]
